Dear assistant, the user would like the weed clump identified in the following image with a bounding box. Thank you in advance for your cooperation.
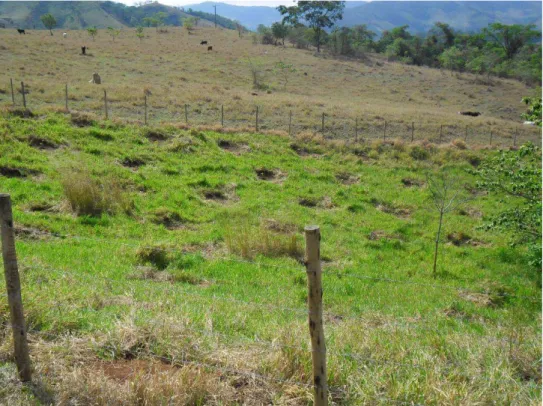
[409,145,430,160]
[61,170,132,216]
[136,245,170,270]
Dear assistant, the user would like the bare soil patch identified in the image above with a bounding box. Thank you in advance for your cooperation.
[217,139,249,154]
[336,172,359,185]
[0,166,39,178]
[27,135,60,149]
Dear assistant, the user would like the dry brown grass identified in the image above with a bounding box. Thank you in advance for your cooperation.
[0,27,540,147]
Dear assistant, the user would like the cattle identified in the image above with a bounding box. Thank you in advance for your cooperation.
[207,46,212,51]
[200,40,208,45]
[63,32,67,38]
[89,72,101,84]
[17,29,25,35]
[458,111,481,117]
[81,46,87,55]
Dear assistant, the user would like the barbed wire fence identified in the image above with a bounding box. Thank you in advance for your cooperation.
[1,194,541,404]
[3,78,542,148]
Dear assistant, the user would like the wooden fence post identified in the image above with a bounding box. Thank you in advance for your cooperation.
[255,106,259,132]
[411,122,414,142]
[144,94,148,125]
[103,89,108,120]
[221,105,224,127]
[304,225,327,406]
[355,117,358,143]
[439,124,443,143]
[321,112,325,133]
[383,120,387,141]
[21,82,26,109]
[489,130,493,146]
[10,79,15,106]
[288,110,292,136]
[0,194,32,382]
[185,104,188,124]
[514,129,517,147]
[465,125,468,142]
[65,83,69,111]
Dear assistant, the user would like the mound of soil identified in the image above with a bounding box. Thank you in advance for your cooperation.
[27,135,59,150]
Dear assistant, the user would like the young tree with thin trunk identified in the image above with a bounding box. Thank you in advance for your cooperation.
[40,13,56,36]
[427,172,470,278]
[87,26,98,41]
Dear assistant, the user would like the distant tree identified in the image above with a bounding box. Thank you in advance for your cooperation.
[475,143,542,268]
[182,17,195,33]
[257,24,274,45]
[107,26,121,42]
[136,26,144,42]
[271,22,289,46]
[483,23,540,59]
[277,1,345,53]
[234,20,244,38]
[40,13,56,36]
[87,26,98,41]
[142,17,158,29]
[439,46,466,72]
[193,16,201,27]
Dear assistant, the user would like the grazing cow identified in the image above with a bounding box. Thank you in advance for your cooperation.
[63,32,67,38]
[200,40,208,45]
[17,29,25,35]
[81,46,87,55]
[458,111,481,117]
[207,46,212,51]
[89,72,101,84]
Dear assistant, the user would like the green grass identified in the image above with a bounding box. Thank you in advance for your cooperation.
[0,111,540,404]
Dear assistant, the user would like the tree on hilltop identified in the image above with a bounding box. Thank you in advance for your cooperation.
[277,1,345,53]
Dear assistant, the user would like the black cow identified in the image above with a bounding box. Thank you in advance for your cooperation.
[17,29,25,35]
[200,40,208,45]
[207,46,212,51]
[81,46,87,55]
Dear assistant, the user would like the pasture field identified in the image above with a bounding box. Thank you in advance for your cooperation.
[0,109,541,404]
[0,26,541,146]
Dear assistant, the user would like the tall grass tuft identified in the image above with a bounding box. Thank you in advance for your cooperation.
[61,169,132,216]
[224,222,302,260]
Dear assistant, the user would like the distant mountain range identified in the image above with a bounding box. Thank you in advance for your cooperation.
[0,1,540,34]
[0,1,234,30]
[185,1,542,33]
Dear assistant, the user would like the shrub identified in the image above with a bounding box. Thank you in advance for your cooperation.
[451,138,468,150]
[224,223,302,260]
[409,145,430,160]
[61,170,132,216]
[136,245,170,270]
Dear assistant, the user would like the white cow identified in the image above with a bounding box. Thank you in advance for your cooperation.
[63,32,67,38]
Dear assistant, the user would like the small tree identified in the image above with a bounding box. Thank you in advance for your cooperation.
[234,21,244,38]
[41,13,56,36]
[271,22,289,46]
[87,26,98,41]
[136,26,144,42]
[246,57,265,90]
[182,17,195,33]
[427,172,470,278]
[275,60,296,90]
[107,27,121,42]
[521,97,542,126]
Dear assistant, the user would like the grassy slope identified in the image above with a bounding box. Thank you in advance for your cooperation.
[0,111,540,404]
[0,26,541,147]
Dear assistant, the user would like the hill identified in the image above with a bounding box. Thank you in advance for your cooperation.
[185,1,542,33]
[0,109,541,404]
[0,1,237,30]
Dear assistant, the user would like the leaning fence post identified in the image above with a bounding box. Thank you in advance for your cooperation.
[255,105,259,132]
[103,89,108,120]
[0,194,32,382]
[321,112,325,133]
[21,82,26,109]
[289,110,292,136]
[355,117,358,143]
[304,225,327,406]
[144,94,148,125]
[65,83,69,111]
[10,79,15,106]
